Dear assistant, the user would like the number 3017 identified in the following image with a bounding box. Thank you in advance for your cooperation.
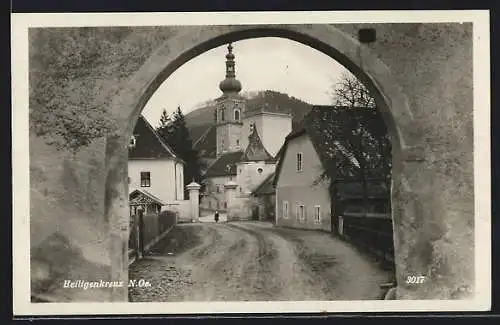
[406,276,426,284]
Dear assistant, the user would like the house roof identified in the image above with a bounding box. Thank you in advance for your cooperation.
[129,188,167,206]
[204,151,244,177]
[129,115,184,163]
[252,172,276,196]
[273,105,386,187]
[193,124,217,159]
[240,124,275,162]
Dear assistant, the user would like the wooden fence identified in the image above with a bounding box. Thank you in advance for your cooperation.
[128,209,177,264]
[338,214,395,264]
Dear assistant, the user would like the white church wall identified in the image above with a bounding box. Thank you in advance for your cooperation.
[236,161,275,196]
[261,114,293,157]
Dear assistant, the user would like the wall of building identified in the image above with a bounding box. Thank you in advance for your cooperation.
[201,175,233,209]
[128,159,183,204]
[277,134,325,188]
[235,161,275,195]
[240,112,292,157]
[174,161,184,201]
[276,185,331,232]
[216,122,243,155]
[261,113,293,157]
[275,133,331,231]
[169,200,191,222]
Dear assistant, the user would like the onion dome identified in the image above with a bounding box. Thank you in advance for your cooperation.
[219,43,242,94]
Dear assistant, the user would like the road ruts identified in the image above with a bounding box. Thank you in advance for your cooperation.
[128,221,391,302]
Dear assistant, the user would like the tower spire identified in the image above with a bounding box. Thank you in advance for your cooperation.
[219,43,242,94]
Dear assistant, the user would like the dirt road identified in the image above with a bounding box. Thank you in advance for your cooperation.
[129,221,392,302]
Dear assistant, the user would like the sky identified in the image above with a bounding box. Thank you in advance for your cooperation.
[141,37,351,127]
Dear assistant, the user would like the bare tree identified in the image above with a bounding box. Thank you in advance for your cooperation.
[327,72,391,220]
[330,72,376,108]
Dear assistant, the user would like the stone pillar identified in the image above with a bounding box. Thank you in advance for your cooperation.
[186,181,201,222]
[224,180,238,221]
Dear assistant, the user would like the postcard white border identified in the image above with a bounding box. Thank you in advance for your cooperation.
[11,10,491,315]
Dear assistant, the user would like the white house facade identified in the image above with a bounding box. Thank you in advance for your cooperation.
[128,115,185,211]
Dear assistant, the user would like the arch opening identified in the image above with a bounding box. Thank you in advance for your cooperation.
[110,25,418,301]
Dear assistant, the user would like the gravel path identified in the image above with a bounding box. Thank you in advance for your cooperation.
[129,221,392,302]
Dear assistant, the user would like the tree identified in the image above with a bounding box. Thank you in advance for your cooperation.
[158,108,171,128]
[327,73,391,218]
[156,107,205,199]
[330,72,376,108]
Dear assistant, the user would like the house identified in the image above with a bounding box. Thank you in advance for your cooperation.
[128,115,185,211]
[272,105,390,232]
[251,171,276,221]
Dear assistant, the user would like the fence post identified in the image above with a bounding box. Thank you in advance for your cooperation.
[137,208,144,259]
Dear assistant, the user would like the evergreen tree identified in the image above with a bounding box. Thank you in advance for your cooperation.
[157,106,204,199]
[158,108,171,128]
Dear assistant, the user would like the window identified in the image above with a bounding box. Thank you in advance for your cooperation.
[208,201,212,209]
[314,205,321,223]
[282,201,289,219]
[127,177,131,184]
[296,204,305,221]
[296,153,303,172]
[140,172,150,187]
[234,109,240,121]
[224,202,227,209]
[221,107,225,121]
[216,185,220,193]
[236,139,240,147]
[257,168,263,174]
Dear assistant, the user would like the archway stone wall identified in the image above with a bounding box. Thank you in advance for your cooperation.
[29,23,474,302]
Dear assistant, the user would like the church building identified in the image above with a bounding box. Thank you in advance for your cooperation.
[199,43,292,214]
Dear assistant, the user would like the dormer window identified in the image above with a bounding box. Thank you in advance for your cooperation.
[129,135,137,149]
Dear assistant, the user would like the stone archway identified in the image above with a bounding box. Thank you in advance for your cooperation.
[103,24,474,301]
[28,23,474,303]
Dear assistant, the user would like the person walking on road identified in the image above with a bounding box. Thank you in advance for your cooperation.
[214,210,219,223]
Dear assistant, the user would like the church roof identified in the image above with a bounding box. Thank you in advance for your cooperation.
[204,151,244,177]
[240,124,275,162]
[129,115,184,163]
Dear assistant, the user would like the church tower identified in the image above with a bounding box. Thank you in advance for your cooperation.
[215,43,246,157]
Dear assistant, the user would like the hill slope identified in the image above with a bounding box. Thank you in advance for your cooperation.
[185,90,314,143]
